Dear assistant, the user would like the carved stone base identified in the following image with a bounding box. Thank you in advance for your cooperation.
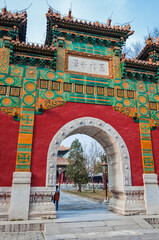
[109,187,146,215]
[29,188,56,219]
[29,203,56,219]
[9,172,31,220]
[143,174,159,215]
[0,188,11,220]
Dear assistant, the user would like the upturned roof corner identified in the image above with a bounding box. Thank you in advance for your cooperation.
[0,7,27,42]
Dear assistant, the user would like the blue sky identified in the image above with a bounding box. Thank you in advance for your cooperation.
[2,0,159,47]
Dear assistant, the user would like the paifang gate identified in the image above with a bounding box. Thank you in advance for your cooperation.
[0,7,159,220]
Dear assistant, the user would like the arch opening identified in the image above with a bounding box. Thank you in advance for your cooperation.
[46,117,147,215]
[58,133,105,187]
[47,117,132,191]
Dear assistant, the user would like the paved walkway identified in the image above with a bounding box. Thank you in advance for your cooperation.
[1,192,159,239]
[58,191,108,211]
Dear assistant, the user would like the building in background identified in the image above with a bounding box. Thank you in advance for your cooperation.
[57,145,70,184]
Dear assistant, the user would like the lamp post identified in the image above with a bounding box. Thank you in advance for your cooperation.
[58,168,62,189]
[102,161,108,202]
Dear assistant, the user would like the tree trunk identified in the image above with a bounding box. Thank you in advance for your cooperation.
[91,175,95,193]
[78,183,81,192]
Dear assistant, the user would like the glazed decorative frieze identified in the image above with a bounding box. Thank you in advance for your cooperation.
[55,29,125,49]
[10,41,57,70]
[0,55,159,123]
[15,69,37,171]
[0,44,10,74]
[0,14,159,174]
[0,57,159,125]
[139,118,155,173]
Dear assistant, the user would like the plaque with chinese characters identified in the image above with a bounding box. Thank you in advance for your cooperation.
[68,56,109,76]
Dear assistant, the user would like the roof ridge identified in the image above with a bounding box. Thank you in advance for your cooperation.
[136,36,159,60]
[11,40,57,52]
[0,8,27,20]
[46,8,133,34]
[122,58,159,66]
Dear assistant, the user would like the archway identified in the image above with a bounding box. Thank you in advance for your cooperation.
[46,117,145,215]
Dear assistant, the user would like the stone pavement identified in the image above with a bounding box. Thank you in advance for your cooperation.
[45,198,159,240]
[1,217,159,240]
[58,191,108,211]
[0,231,44,240]
[1,192,159,239]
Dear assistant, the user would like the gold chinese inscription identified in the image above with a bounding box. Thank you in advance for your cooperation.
[65,50,113,79]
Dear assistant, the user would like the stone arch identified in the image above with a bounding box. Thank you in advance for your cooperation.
[46,117,132,192]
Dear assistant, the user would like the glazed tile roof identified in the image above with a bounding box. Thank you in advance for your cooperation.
[0,8,27,42]
[136,36,159,60]
[57,157,69,166]
[0,8,27,22]
[11,40,57,55]
[122,57,159,71]
[46,8,134,40]
[58,145,70,151]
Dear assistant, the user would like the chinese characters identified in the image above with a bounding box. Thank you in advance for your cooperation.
[68,56,109,76]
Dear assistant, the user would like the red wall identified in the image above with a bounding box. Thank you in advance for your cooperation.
[0,111,19,186]
[0,103,144,187]
[31,102,143,187]
[151,126,159,182]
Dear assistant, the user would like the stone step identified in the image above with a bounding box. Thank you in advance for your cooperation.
[44,218,154,239]
[0,222,44,232]
[44,229,159,240]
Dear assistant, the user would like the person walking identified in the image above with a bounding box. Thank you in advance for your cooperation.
[53,185,60,211]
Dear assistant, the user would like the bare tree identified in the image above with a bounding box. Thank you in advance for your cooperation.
[123,26,159,59]
[84,141,104,193]
[122,41,143,59]
[144,26,159,41]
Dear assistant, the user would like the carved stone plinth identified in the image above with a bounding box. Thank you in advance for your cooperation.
[29,188,56,219]
[109,187,146,215]
[0,188,11,220]
[143,174,159,215]
[9,172,31,220]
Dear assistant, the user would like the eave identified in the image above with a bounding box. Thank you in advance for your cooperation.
[11,40,57,56]
[0,10,27,42]
[48,17,133,38]
[122,58,158,72]
[46,8,134,44]
[136,43,159,60]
